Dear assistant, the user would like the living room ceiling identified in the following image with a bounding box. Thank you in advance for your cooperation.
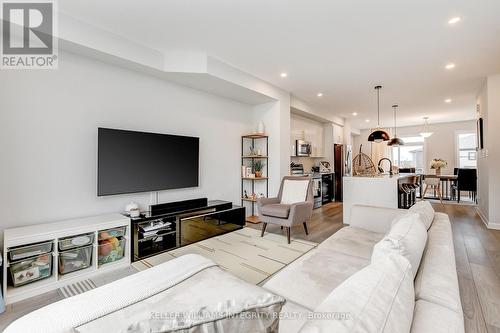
[60,0,500,129]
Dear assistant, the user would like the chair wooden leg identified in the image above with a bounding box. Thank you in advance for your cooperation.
[437,185,443,204]
[303,222,309,235]
[286,227,291,244]
[261,223,267,237]
[422,184,429,199]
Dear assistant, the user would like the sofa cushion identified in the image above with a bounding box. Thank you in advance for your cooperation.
[349,205,407,234]
[261,203,291,218]
[427,212,454,249]
[299,254,414,333]
[409,201,435,230]
[414,213,462,314]
[281,179,309,204]
[372,213,428,279]
[411,300,464,333]
[278,300,312,333]
[319,226,384,260]
[414,243,462,314]
[264,247,370,310]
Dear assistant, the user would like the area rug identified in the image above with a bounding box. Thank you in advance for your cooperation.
[58,279,96,298]
[132,227,317,285]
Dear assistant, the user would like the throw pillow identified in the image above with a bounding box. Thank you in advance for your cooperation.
[372,212,428,279]
[281,179,309,204]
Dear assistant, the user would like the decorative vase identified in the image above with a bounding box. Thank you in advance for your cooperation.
[257,121,265,134]
[435,168,441,176]
[255,171,262,178]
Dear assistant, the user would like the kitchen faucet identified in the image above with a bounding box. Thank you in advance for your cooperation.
[378,158,393,175]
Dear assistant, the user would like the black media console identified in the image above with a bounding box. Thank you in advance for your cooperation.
[128,198,245,262]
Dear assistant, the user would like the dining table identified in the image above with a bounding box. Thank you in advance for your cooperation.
[420,174,458,201]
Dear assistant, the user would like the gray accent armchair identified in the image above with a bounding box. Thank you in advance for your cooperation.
[257,176,314,244]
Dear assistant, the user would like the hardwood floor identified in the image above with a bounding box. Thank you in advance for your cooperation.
[249,202,500,333]
[1,202,499,332]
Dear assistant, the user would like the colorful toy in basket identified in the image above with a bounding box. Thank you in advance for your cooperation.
[98,236,124,265]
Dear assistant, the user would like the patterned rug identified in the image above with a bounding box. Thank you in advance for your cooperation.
[132,227,317,285]
[58,279,96,298]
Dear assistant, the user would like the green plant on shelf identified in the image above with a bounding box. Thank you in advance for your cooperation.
[254,160,265,178]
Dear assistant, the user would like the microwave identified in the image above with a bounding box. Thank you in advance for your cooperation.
[296,140,312,156]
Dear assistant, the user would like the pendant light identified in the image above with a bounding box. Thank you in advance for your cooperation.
[368,85,390,142]
[420,116,433,138]
[387,104,405,146]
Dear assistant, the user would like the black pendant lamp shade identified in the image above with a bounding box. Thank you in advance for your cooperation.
[368,85,390,143]
[368,130,391,142]
[387,104,405,147]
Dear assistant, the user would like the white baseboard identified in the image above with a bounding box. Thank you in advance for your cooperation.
[476,207,500,230]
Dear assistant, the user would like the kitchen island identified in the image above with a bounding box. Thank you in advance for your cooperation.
[342,173,418,224]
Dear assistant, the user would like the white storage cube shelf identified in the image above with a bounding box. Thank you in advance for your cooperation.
[2,213,131,305]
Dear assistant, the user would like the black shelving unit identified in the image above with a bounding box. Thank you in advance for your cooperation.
[241,134,269,224]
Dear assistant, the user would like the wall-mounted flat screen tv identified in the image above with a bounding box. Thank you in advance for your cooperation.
[98,128,199,196]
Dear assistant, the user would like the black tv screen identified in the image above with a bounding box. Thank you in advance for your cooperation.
[98,128,199,196]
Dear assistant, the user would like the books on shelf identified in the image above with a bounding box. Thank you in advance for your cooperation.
[241,166,253,178]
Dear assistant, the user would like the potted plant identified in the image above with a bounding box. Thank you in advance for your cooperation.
[430,158,447,176]
[254,160,265,178]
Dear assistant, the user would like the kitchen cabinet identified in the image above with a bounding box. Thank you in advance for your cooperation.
[333,124,344,144]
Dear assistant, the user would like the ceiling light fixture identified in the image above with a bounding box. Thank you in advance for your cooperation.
[352,112,358,116]
[368,85,390,143]
[420,117,433,138]
[280,72,288,78]
[365,119,370,123]
[445,63,456,70]
[445,98,452,103]
[317,92,323,97]
[448,17,462,25]
[387,104,405,147]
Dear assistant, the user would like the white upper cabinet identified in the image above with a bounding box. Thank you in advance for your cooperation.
[290,114,325,157]
[333,124,344,144]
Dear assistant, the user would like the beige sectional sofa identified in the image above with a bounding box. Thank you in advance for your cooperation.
[265,201,464,333]
[6,201,463,333]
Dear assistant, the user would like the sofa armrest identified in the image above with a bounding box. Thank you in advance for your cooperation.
[290,201,314,224]
[349,205,407,234]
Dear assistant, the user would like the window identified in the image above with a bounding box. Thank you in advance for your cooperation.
[391,136,425,170]
[457,132,477,168]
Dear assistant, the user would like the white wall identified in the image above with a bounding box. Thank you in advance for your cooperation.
[0,50,258,242]
[477,74,500,229]
[353,120,476,174]
[477,81,489,223]
[486,75,500,227]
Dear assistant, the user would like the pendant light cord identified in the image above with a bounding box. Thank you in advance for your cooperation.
[377,88,380,126]
[393,105,397,136]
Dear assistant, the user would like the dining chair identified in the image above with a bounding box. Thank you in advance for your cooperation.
[452,168,477,203]
[423,177,443,204]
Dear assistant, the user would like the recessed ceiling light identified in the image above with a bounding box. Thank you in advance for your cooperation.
[317,93,323,97]
[352,112,358,116]
[448,17,462,25]
[445,99,452,103]
[365,119,370,123]
[280,72,287,78]
[445,63,456,70]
